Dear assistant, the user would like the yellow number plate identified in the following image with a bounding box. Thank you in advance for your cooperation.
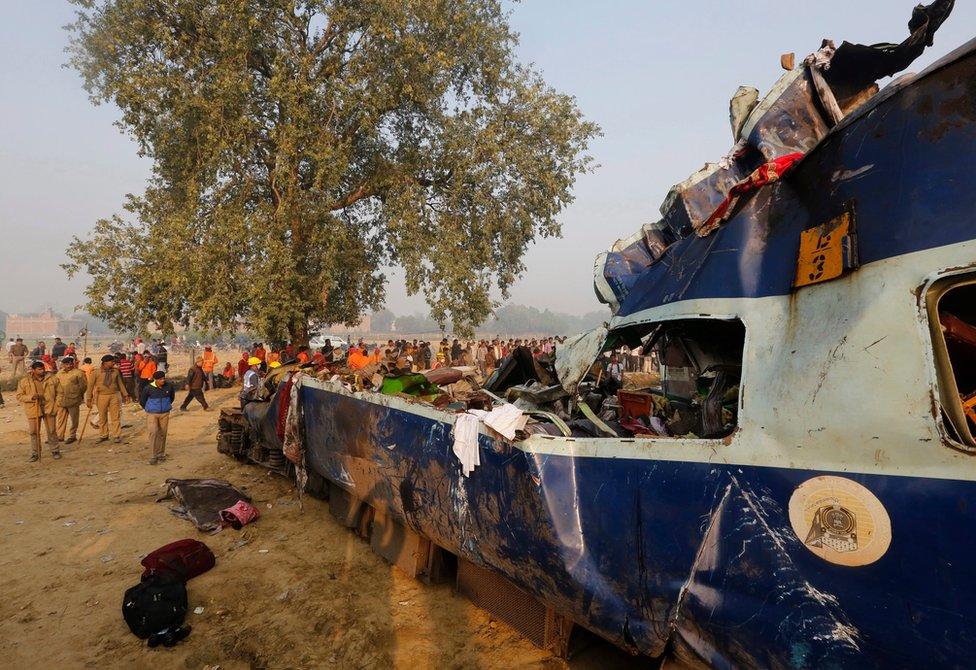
[794,212,854,288]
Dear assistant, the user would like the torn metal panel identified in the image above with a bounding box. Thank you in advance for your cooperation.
[730,86,760,139]
[660,157,758,240]
[553,326,609,394]
[597,0,956,310]
[824,0,955,89]
[595,222,676,312]
[740,68,834,161]
[612,39,976,317]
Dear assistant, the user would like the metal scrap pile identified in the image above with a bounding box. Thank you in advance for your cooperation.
[594,0,955,314]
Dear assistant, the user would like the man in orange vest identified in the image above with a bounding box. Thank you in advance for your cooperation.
[347,346,369,370]
[201,345,218,390]
[138,353,157,395]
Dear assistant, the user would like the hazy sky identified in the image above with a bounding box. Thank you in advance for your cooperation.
[1,1,973,318]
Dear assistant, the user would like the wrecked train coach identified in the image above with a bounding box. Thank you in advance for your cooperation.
[229,3,976,667]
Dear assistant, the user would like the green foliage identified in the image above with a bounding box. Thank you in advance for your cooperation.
[63,0,599,341]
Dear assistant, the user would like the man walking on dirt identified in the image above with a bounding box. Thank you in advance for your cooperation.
[9,337,28,377]
[140,370,175,465]
[86,354,130,443]
[16,361,60,461]
[55,356,87,444]
[179,357,210,411]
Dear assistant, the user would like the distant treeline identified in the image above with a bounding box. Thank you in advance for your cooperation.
[372,304,607,336]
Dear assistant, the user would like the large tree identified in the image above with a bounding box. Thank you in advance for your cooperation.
[63,0,598,341]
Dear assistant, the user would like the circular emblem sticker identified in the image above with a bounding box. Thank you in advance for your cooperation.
[788,476,891,566]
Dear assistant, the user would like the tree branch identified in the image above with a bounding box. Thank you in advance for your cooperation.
[327,183,374,210]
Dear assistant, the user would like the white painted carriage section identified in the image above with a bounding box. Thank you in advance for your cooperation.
[304,239,976,482]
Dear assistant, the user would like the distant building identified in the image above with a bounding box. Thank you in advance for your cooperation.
[5,309,85,339]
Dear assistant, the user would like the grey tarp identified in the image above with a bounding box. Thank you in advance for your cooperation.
[159,478,252,533]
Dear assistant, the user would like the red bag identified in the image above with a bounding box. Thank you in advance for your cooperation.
[220,500,260,530]
[140,539,215,582]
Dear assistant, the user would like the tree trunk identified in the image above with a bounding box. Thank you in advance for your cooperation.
[288,317,310,347]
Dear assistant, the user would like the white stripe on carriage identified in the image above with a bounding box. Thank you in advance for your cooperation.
[304,239,976,482]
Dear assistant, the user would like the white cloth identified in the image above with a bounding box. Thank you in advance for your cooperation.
[481,403,528,440]
[452,413,482,477]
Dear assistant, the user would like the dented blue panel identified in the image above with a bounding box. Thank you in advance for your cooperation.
[615,39,976,317]
[298,385,976,667]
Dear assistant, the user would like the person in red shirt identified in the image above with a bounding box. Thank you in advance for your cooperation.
[40,354,56,372]
[253,343,267,372]
[296,345,310,364]
[237,351,250,380]
[117,352,136,399]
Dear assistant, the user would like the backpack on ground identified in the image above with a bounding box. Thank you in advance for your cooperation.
[140,538,216,581]
[121,575,188,639]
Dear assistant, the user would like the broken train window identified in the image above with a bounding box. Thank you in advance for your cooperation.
[927,275,976,448]
[592,318,745,440]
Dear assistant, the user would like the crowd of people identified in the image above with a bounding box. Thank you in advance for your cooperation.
[3,333,572,466]
[2,335,232,465]
[235,336,564,378]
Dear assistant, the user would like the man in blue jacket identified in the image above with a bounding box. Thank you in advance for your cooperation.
[139,370,175,465]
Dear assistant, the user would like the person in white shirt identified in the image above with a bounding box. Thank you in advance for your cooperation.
[607,353,624,384]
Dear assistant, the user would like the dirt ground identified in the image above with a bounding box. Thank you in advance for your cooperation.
[0,361,646,668]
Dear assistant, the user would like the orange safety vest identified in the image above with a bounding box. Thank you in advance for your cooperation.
[139,360,157,380]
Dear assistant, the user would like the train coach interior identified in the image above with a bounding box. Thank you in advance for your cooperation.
[513,318,746,441]
[928,275,976,447]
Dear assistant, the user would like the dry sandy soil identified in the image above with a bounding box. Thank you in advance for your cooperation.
[0,361,647,668]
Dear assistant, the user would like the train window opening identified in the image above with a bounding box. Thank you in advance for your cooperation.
[930,279,976,447]
[589,318,745,440]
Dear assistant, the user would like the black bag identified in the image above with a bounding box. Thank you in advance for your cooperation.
[122,575,188,639]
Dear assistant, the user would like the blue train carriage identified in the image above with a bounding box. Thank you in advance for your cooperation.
[242,7,976,669]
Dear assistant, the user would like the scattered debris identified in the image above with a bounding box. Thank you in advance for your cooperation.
[158,479,252,533]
